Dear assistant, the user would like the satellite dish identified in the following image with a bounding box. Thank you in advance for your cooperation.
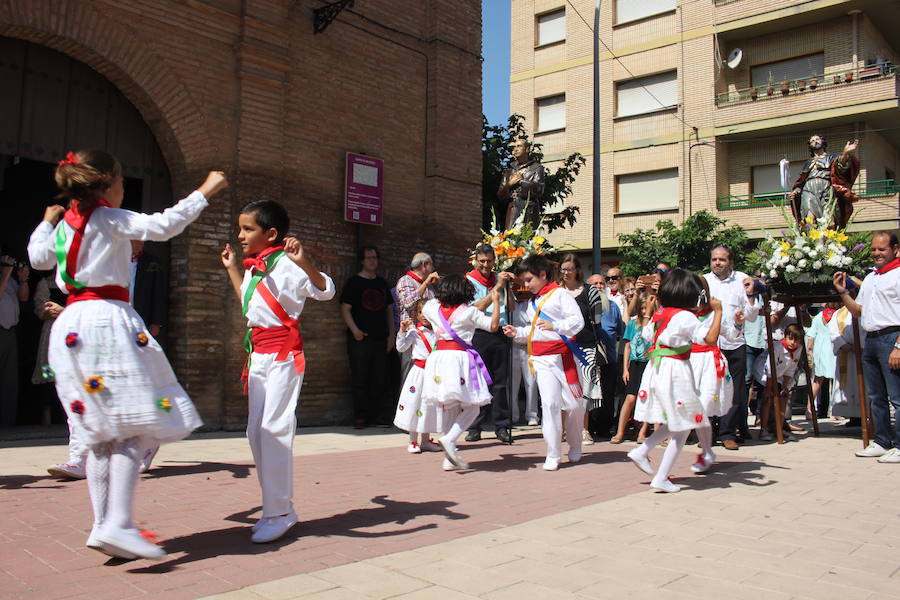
[726,48,743,69]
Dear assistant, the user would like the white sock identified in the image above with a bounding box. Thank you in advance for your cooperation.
[443,405,479,445]
[420,433,432,444]
[638,424,670,456]
[409,431,418,444]
[104,437,144,531]
[87,442,112,529]
[696,425,714,457]
[651,430,688,487]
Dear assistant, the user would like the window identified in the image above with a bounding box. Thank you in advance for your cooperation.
[752,162,799,198]
[616,71,678,118]
[536,94,565,132]
[615,0,676,25]
[536,9,565,46]
[750,53,824,87]
[616,169,679,213]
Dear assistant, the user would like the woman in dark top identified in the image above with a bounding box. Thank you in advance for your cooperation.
[558,253,602,444]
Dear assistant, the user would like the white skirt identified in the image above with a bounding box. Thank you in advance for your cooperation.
[633,358,708,432]
[48,299,202,446]
[393,365,440,433]
[421,349,492,409]
[690,352,734,418]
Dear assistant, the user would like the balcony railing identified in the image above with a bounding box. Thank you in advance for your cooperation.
[716,62,896,107]
[716,179,900,210]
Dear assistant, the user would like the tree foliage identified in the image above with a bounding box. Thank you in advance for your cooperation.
[617,211,748,277]
[482,114,586,233]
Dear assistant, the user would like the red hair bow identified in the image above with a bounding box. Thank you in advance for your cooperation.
[58,152,79,166]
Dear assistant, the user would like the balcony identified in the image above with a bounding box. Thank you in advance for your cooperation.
[716,62,896,107]
[716,179,899,210]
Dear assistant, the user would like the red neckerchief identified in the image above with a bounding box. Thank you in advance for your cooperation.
[415,324,433,353]
[610,290,619,296]
[439,303,461,322]
[62,198,111,292]
[821,308,836,323]
[536,281,559,297]
[874,257,900,274]
[649,307,689,358]
[405,270,424,284]
[467,268,496,289]
[781,338,796,361]
[695,306,712,318]
[242,245,285,273]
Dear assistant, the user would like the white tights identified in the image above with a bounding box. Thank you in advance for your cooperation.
[636,424,689,488]
[86,437,145,532]
[696,425,714,456]
[441,405,479,447]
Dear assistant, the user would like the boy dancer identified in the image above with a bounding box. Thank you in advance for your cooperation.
[221,201,335,543]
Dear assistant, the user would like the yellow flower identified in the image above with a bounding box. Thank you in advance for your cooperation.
[779,241,790,250]
[505,228,517,236]
[533,236,546,245]
[824,230,836,239]
[805,216,814,224]
[809,229,821,239]
[835,233,849,243]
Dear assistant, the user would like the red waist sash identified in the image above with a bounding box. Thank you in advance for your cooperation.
[436,340,466,352]
[691,343,726,379]
[413,358,426,369]
[66,285,129,306]
[530,340,583,399]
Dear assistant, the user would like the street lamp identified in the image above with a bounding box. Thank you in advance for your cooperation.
[592,0,602,272]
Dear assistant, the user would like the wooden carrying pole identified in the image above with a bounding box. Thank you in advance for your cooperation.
[796,304,821,437]
[761,291,785,444]
[850,315,870,448]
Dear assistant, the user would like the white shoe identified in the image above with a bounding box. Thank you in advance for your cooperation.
[543,458,560,471]
[627,448,654,475]
[856,442,888,457]
[87,526,138,560]
[438,437,469,470]
[758,430,772,441]
[650,479,681,493]
[139,446,159,473]
[877,448,900,463]
[251,513,298,543]
[47,462,86,479]
[96,527,166,560]
[581,430,594,445]
[407,442,422,454]
[442,458,458,471]
[528,417,539,426]
[419,438,442,452]
[253,509,296,534]
[568,449,582,463]
[690,452,715,474]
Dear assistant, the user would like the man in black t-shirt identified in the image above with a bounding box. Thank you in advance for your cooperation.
[339,246,394,428]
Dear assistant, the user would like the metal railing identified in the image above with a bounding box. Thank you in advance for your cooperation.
[716,62,896,106]
[716,179,900,210]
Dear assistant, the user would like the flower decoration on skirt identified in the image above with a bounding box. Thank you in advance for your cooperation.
[460,377,465,385]
[675,400,684,407]
[84,376,104,393]
[157,397,172,412]
[135,332,149,347]
[398,404,405,411]
[694,413,704,424]
[416,409,423,417]
[638,389,648,402]
[65,332,79,347]
[70,400,85,415]
[433,376,442,384]
[41,365,55,380]
[409,386,416,393]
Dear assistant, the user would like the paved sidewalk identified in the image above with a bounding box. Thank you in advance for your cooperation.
[1,422,896,600]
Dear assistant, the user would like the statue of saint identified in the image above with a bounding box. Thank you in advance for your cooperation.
[788,134,860,228]
[497,138,545,230]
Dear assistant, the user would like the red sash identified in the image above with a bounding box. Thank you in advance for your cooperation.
[415,325,433,352]
[61,199,109,293]
[691,343,725,379]
[530,339,582,398]
[67,285,129,306]
[436,340,466,352]
[413,359,427,369]
[240,276,305,390]
[648,307,691,362]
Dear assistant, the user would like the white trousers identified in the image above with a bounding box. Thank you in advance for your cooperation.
[510,345,539,421]
[67,418,89,465]
[535,367,583,461]
[247,352,303,518]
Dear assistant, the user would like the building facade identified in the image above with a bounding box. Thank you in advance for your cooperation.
[0,0,483,428]
[511,0,900,268]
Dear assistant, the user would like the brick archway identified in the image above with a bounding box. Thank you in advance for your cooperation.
[0,0,215,183]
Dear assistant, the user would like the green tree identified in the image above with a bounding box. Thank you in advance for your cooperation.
[617,211,748,276]
[482,114,586,233]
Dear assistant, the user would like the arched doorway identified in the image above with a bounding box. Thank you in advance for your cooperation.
[0,37,173,427]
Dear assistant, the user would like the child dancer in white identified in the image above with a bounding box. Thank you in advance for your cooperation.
[689,275,731,473]
[28,149,227,560]
[510,297,540,425]
[393,299,441,453]
[421,275,499,471]
[221,200,335,543]
[629,268,721,492]
[503,255,585,471]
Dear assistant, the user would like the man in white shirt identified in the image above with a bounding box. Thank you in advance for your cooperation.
[833,231,900,463]
[703,245,760,450]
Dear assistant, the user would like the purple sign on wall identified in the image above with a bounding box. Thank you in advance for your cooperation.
[344,152,384,226]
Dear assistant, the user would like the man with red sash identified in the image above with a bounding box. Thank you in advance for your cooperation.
[221,200,335,543]
[834,231,900,463]
[465,244,515,443]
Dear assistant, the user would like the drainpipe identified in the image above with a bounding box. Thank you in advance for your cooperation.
[849,10,861,72]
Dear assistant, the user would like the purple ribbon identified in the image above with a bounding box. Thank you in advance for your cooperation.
[435,306,493,391]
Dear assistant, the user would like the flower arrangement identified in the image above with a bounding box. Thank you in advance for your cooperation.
[475,208,553,272]
[753,196,866,285]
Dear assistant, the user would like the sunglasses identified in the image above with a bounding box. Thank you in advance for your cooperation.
[606,275,620,280]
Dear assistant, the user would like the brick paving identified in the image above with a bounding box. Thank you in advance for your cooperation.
[1,423,896,600]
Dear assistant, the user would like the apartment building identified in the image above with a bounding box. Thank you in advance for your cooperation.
[510,0,900,267]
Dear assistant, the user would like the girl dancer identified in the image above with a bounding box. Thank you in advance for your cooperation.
[393,299,442,453]
[612,290,656,444]
[628,268,721,492]
[421,275,499,471]
[689,275,733,473]
[28,149,227,559]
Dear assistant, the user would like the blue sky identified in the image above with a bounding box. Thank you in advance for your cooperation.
[482,0,511,126]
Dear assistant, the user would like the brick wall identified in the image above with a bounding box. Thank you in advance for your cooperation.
[0,0,483,427]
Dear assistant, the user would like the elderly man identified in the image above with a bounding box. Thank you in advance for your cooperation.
[703,245,760,450]
[465,244,515,443]
[583,272,623,440]
[605,267,627,321]
[394,252,439,380]
[833,232,900,463]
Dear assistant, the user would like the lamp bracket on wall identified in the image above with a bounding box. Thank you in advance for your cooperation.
[314,0,354,34]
